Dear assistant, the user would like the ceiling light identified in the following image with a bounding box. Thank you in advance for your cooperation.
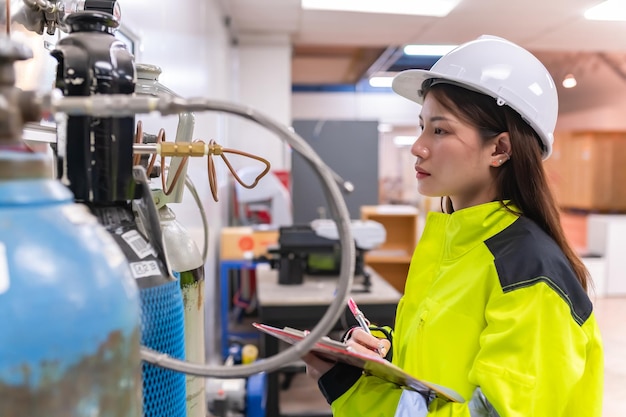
[369,76,394,88]
[301,0,461,17]
[562,74,577,89]
[403,44,457,56]
[393,136,416,146]
[378,123,394,133]
[584,0,626,21]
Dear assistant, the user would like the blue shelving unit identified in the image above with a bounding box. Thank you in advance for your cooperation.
[219,260,264,359]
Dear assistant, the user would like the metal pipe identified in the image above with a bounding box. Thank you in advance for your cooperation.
[132,141,354,192]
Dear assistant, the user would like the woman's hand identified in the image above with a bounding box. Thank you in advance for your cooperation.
[303,328,392,382]
[303,352,336,381]
[346,328,392,359]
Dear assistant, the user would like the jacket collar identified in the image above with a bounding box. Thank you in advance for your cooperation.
[420,201,520,260]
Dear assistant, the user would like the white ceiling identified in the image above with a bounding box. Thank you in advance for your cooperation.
[227,0,626,51]
[222,0,626,114]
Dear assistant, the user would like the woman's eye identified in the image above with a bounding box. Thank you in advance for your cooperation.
[419,125,447,135]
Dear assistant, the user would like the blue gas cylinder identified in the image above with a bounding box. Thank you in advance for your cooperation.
[0,151,143,417]
[94,202,188,417]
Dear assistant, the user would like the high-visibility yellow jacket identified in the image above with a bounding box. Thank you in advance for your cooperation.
[320,201,603,417]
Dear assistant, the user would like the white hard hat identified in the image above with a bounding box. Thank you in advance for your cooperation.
[392,35,558,159]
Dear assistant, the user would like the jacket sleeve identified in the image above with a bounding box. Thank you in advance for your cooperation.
[427,283,601,417]
[463,282,602,417]
[326,282,602,417]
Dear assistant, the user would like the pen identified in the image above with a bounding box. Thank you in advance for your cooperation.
[348,297,386,356]
[348,297,371,335]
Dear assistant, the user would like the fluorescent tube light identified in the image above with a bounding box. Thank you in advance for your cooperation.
[369,76,394,88]
[301,0,461,17]
[403,44,457,56]
[393,136,416,146]
[584,0,626,21]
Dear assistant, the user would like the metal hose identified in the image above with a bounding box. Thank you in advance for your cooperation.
[50,93,356,378]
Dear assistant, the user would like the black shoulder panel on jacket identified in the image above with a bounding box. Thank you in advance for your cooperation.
[484,216,592,326]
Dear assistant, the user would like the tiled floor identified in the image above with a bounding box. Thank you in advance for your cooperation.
[280,296,626,416]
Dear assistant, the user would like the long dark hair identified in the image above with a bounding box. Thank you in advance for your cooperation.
[423,81,590,291]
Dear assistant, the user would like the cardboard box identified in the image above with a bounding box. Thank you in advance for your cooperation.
[220,227,279,260]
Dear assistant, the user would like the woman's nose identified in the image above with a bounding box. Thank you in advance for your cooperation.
[411,136,429,158]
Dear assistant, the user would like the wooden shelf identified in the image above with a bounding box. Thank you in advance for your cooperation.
[546,131,626,212]
[361,205,418,294]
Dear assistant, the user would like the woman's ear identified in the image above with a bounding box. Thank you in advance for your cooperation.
[490,133,512,167]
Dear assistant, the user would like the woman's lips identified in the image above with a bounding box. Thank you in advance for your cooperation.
[415,166,431,180]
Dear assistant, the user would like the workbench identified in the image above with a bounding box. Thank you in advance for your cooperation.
[255,264,402,417]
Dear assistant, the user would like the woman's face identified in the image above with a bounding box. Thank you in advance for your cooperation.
[411,93,499,210]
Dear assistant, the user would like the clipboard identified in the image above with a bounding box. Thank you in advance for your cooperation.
[253,322,465,403]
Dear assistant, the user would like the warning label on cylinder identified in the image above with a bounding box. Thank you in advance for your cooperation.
[0,242,9,294]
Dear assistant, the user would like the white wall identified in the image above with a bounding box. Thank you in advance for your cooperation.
[230,34,293,171]
[292,91,419,126]
[123,0,234,362]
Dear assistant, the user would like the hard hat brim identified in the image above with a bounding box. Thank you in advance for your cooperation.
[391,69,553,159]
[392,69,491,106]
[391,69,431,105]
